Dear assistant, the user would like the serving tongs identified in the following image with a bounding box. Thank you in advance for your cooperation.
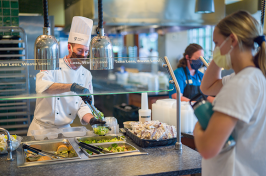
[22,144,64,159]
[78,142,112,154]
[81,96,111,131]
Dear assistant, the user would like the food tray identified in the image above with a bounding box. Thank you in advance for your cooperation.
[80,141,139,158]
[125,129,177,148]
[22,139,80,164]
[74,135,125,144]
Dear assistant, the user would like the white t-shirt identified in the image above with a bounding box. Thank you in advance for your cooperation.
[202,67,266,176]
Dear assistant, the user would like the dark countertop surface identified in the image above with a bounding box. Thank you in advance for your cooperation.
[181,132,194,139]
[1,136,201,176]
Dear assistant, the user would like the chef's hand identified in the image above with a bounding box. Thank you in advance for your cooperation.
[89,117,106,126]
[70,83,90,94]
[80,95,92,105]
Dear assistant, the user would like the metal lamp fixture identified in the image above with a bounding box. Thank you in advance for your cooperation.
[195,0,215,14]
[90,0,113,70]
[34,0,59,70]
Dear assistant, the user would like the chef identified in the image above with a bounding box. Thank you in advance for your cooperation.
[27,16,104,136]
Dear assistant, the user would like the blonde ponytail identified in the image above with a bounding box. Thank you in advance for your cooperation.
[255,41,266,77]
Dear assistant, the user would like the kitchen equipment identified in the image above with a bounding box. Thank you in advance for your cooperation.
[104,117,118,134]
[81,96,104,120]
[125,129,177,148]
[90,0,113,70]
[31,128,61,140]
[190,93,236,153]
[80,141,139,158]
[74,135,125,145]
[123,121,137,129]
[34,0,59,70]
[80,142,112,153]
[152,99,197,133]
[18,139,81,167]
[78,142,101,154]
[61,126,87,138]
[22,144,62,159]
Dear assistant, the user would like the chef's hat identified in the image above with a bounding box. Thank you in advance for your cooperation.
[68,16,93,46]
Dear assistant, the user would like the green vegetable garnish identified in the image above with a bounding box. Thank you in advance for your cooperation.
[111,143,118,148]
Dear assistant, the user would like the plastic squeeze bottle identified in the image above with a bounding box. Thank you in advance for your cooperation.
[139,93,151,123]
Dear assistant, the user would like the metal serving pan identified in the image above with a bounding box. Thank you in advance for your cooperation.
[80,141,139,158]
[17,139,80,167]
[74,135,125,144]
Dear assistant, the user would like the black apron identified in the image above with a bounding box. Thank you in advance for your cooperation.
[182,67,202,100]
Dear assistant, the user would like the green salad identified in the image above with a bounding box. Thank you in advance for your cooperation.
[85,143,134,155]
[93,126,109,135]
[80,137,124,144]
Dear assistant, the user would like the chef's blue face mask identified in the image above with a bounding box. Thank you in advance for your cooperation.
[190,59,203,70]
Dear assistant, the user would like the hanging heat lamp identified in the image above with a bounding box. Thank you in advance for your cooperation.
[34,0,59,70]
[195,0,215,14]
[90,0,113,70]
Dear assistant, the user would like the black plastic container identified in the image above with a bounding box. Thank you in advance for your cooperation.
[125,129,177,148]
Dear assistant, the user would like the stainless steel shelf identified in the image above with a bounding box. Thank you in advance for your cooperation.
[0,54,25,57]
[0,124,28,129]
[0,112,28,117]
[0,74,26,78]
[0,102,27,106]
[0,82,26,85]
[0,106,27,110]
[0,40,24,44]
[0,118,28,123]
[0,48,25,51]
[9,129,28,135]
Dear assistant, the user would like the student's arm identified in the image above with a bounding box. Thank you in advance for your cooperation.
[193,111,237,159]
[171,93,190,101]
[200,60,223,96]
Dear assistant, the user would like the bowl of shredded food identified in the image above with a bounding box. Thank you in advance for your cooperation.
[92,124,109,136]
[0,134,22,154]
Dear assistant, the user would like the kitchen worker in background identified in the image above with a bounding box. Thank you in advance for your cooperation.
[27,16,104,136]
[194,11,266,176]
[169,44,214,102]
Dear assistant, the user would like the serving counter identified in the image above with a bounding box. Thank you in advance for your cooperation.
[1,136,201,176]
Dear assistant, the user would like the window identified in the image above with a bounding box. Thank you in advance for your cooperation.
[188,26,215,62]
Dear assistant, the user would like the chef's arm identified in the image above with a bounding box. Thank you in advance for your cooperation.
[44,83,72,94]
[200,60,223,96]
[81,113,94,123]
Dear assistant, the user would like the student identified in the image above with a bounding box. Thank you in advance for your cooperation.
[194,11,266,176]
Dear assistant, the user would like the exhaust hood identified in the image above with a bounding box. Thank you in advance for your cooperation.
[64,0,225,31]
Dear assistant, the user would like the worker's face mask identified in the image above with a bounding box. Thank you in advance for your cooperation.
[190,59,203,70]
[213,37,234,70]
[70,45,86,58]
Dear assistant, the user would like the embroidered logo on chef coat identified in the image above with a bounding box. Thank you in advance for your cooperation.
[89,84,92,91]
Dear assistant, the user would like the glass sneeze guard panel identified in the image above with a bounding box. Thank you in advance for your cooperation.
[0,57,172,100]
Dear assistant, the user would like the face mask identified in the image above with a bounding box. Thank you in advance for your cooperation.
[190,59,203,70]
[213,37,233,70]
[70,45,86,58]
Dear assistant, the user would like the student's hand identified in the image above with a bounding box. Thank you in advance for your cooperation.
[193,122,204,137]
[70,83,90,94]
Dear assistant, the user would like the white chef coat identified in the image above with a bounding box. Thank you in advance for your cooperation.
[202,67,266,176]
[27,57,93,136]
